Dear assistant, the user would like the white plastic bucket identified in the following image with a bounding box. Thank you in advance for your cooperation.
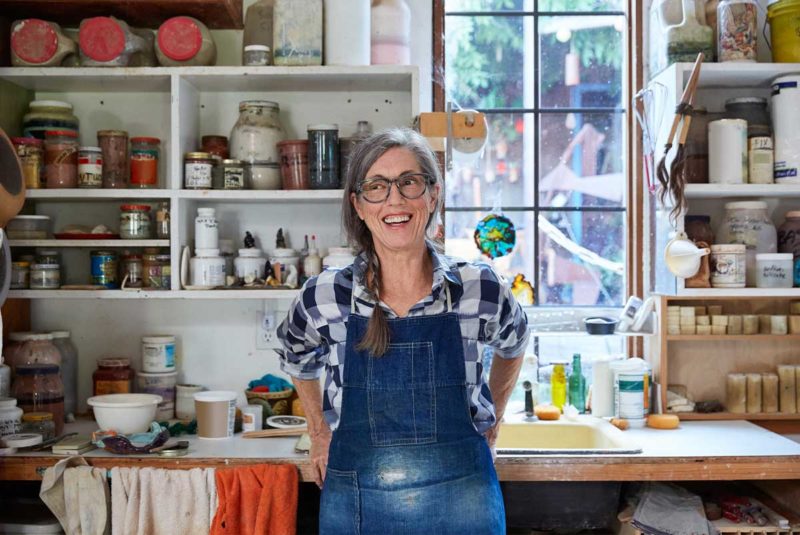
[772,75,800,183]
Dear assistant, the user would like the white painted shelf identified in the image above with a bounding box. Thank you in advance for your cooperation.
[180,189,344,202]
[665,62,800,88]
[685,184,800,198]
[25,189,173,201]
[9,239,169,248]
[530,329,655,337]
[676,288,800,297]
[7,289,300,300]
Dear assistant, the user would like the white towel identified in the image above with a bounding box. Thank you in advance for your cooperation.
[110,467,217,535]
[40,456,111,535]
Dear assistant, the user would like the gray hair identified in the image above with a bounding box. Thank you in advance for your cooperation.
[340,127,443,356]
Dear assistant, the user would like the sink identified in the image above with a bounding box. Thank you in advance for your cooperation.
[495,415,642,455]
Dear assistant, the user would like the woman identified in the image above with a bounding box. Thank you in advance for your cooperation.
[277,128,528,534]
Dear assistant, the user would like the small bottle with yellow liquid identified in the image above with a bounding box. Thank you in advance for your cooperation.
[550,361,568,411]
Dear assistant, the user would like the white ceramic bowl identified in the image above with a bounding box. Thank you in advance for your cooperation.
[87,393,162,434]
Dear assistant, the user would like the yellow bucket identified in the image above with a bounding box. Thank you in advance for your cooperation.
[768,0,800,62]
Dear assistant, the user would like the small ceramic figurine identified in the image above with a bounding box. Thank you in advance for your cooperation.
[244,231,256,248]
[276,228,287,248]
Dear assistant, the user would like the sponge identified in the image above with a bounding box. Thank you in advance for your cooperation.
[647,414,680,429]
[534,404,561,421]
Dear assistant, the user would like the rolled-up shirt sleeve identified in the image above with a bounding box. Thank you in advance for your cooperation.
[276,287,329,380]
[483,268,530,358]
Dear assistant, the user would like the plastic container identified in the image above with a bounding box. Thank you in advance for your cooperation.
[768,0,800,62]
[308,124,340,189]
[371,0,411,65]
[6,215,50,240]
[93,358,133,395]
[610,358,651,425]
[235,248,267,281]
[771,75,800,183]
[98,130,129,189]
[120,204,152,239]
[324,0,370,66]
[185,152,215,189]
[230,101,285,165]
[130,137,160,188]
[156,16,217,66]
[649,0,713,73]
[22,100,78,140]
[243,0,275,65]
[270,248,300,274]
[191,250,226,287]
[195,207,219,251]
[716,201,778,286]
[277,140,310,190]
[78,146,103,188]
[756,253,793,288]
[12,364,65,435]
[0,398,23,437]
[710,243,747,288]
[176,384,203,420]
[12,137,43,189]
[44,130,78,188]
[11,19,78,66]
[141,335,176,373]
[322,247,356,269]
[50,331,78,423]
[79,17,156,66]
[273,0,323,66]
[136,371,177,421]
[303,240,322,277]
[717,0,758,61]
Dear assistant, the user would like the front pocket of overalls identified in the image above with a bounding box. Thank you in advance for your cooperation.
[320,469,360,535]
[367,341,436,446]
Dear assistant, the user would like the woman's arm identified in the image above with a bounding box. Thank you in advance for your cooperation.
[293,377,331,488]
[484,352,524,449]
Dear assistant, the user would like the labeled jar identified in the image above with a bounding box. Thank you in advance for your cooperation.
[143,250,169,289]
[98,130,129,188]
[244,44,271,66]
[215,159,246,190]
[184,152,215,189]
[201,135,229,159]
[778,211,800,257]
[230,100,285,165]
[91,250,118,288]
[748,136,774,184]
[273,0,323,66]
[10,261,30,290]
[93,358,133,396]
[756,253,793,288]
[44,130,78,188]
[195,207,218,251]
[142,335,176,373]
[277,139,310,190]
[716,201,778,286]
[78,146,103,188]
[11,137,43,189]
[130,137,160,188]
[235,248,267,281]
[121,253,143,288]
[12,364,64,435]
[0,398,23,437]
[191,250,226,287]
[21,412,55,441]
[22,100,79,140]
[120,204,152,239]
[710,243,746,288]
[30,264,60,289]
[308,124,340,189]
[155,202,170,239]
[155,16,217,66]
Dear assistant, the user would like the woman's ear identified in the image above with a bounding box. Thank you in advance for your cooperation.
[429,183,441,212]
[351,192,364,220]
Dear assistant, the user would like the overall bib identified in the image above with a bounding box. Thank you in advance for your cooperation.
[319,286,505,534]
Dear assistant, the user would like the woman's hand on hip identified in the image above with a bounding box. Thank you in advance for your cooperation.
[483,424,499,461]
[310,426,332,488]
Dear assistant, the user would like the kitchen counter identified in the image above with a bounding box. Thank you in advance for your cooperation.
[2,419,800,482]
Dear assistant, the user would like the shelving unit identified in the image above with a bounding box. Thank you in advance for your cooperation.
[9,240,169,248]
[6,289,300,300]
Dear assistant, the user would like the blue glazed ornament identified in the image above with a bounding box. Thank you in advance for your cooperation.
[474,214,516,259]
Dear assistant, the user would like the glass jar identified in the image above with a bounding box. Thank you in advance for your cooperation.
[21,412,55,441]
[37,250,60,265]
[201,136,229,159]
[78,146,103,188]
[716,201,778,287]
[4,333,35,374]
[184,152,215,189]
[130,137,160,188]
[11,137,43,189]
[44,130,78,188]
[50,331,77,423]
[8,333,62,374]
[156,254,171,288]
[121,253,144,288]
[778,211,800,256]
[22,100,79,140]
[10,261,30,289]
[0,398,23,437]
[91,250,118,288]
[143,250,170,289]
[308,124,340,189]
[684,108,711,184]
[244,44,271,66]
[120,204,152,239]
[12,364,65,435]
[725,97,771,138]
[98,130,129,188]
[155,202,170,239]
[717,0,758,62]
[30,264,61,289]
[685,215,714,244]
[277,139,310,190]
[213,159,246,190]
[79,16,156,67]
[250,162,281,190]
[92,358,133,396]
[229,100,285,165]
[273,0,323,65]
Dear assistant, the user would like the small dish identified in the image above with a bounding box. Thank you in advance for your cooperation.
[266,415,307,429]
[583,316,618,335]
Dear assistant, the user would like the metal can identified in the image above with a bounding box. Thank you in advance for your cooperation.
[78,146,103,188]
[307,124,340,189]
[184,152,215,189]
[91,250,118,288]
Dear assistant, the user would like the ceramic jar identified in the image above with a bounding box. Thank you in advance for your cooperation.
[235,249,267,281]
[230,101,285,166]
[716,201,777,286]
[22,100,78,140]
[323,247,356,269]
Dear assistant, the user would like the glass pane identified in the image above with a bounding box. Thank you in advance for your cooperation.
[537,210,624,306]
[539,0,625,13]
[444,209,535,288]
[539,16,625,109]
[445,113,533,208]
[445,16,529,109]
[539,112,625,208]
[445,0,527,12]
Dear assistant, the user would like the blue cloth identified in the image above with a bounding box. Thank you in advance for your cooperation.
[247,373,294,392]
[319,287,505,534]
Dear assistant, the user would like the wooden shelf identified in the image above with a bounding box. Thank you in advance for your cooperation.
[676,288,800,298]
[9,239,169,248]
[0,0,243,29]
[667,335,800,341]
[685,184,800,198]
[673,412,800,421]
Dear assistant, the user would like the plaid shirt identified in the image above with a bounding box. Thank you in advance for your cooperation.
[277,245,530,433]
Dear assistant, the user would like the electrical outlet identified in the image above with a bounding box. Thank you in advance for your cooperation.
[256,310,280,349]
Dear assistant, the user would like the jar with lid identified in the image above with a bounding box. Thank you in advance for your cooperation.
[44,130,78,188]
[250,162,281,190]
[143,249,168,289]
[244,44,271,66]
[120,204,152,239]
[273,0,322,66]
[195,207,219,251]
[308,124,340,189]
[725,97,771,138]
[235,248,267,281]
[130,137,160,188]
[155,202,170,239]
[717,0,758,62]
[121,253,144,288]
[78,146,103,188]
[716,201,778,286]
[98,130,129,188]
[230,101,286,165]
[184,152,215,189]
[93,358,133,396]
[684,215,714,244]
[155,16,217,66]
[21,412,55,441]
[91,251,118,288]
[0,398,23,436]
[10,261,30,290]
[22,101,79,140]
[243,0,275,65]
[50,331,77,423]
[12,364,65,435]
[323,247,356,269]
[191,249,226,287]
[277,140,310,190]
[371,0,411,65]
[4,333,35,375]
[11,19,77,67]
[79,16,156,66]
[778,211,800,285]
[11,137,43,189]
[8,333,61,374]
[201,136,229,159]
[30,264,61,289]
[36,250,59,265]
[156,254,171,288]
[213,159,246,190]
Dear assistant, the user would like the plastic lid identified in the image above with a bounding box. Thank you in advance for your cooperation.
[238,248,263,257]
[185,151,213,160]
[756,253,793,260]
[28,333,54,341]
[22,412,53,422]
[97,130,128,137]
[193,248,220,257]
[142,335,176,343]
[97,357,130,368]
[1,433,43,448]
[79,146,102,152]
[0,398,18,409]
[29,100,72,110]
[131,136,160,144]
[11,19,58,64]
[785,211,800,219]
[272,248,298,256]
[197,207,216,216]
[239,100,279,111]
[49,331,70,339]
[15,364,59,376]
[158,16,203,61]
[11,137,43,146]
[80,17,126,62]
[45,130,78,138]
[121,204,151,211]
[725,201,768,210]
[245,44,270,52]
[710,244,746,252]
[308,124,339,131]
[9,332,35,342]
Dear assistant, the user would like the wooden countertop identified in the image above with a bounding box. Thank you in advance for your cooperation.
[3,420,800,482]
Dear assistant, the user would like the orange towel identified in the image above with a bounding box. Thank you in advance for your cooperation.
[210,463,299,535]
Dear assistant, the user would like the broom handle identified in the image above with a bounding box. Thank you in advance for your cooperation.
[663,53,705,147]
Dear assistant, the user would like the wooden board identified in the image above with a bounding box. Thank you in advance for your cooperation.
[0,0,243,29]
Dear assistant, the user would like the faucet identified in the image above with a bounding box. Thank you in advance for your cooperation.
[523,380,534,418]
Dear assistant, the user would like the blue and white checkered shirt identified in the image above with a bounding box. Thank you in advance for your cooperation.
[277,244,530,433]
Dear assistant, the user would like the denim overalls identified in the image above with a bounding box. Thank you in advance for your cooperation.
[319,284,505,534]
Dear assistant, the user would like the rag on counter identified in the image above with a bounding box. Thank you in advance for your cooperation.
[211,464,299,535]
[110,466,217,535]
[40,455,110,535]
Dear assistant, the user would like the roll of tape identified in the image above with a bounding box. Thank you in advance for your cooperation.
[451,110,488,167]
[1,433,43,448]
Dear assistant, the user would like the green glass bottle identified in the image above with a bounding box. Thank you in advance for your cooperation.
[568,353,586,413]
[551,362,567,411]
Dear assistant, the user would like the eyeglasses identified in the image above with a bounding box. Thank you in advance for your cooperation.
[356,173,434,203]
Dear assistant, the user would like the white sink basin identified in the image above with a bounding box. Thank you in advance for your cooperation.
[495,415,642,455]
